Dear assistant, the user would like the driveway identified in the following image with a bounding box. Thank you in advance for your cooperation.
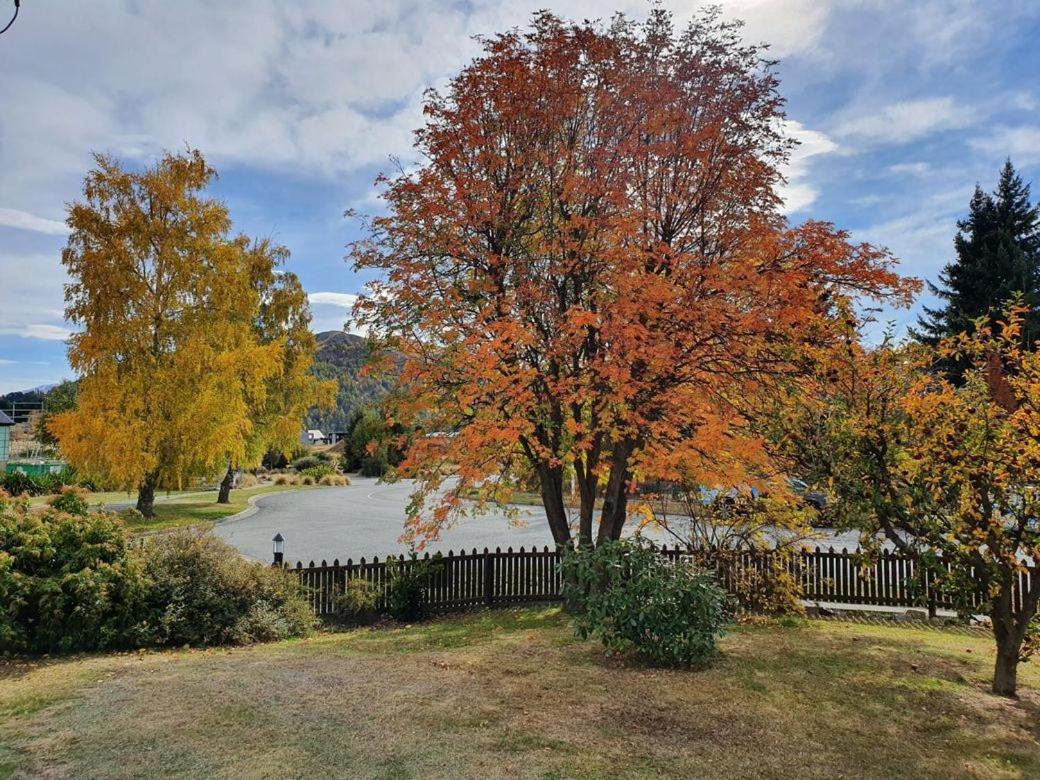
[214,478,558,563]
[214,477,866,563]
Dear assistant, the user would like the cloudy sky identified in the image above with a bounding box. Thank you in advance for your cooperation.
[1,0,1038,393]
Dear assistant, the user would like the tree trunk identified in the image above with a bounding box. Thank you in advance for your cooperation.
[136,473,157,518]
[596,439,635,545]
[990,579,1021,698]
[217,462,234,504]
[993,642,1020,698]
[536,463,572,547]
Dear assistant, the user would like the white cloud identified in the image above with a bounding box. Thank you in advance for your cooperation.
[307,291,361,334]
[0,208,70,236]
[971,126,1040,166]
[780,120,839,214]
[18,324,72,341]
[834,97,974,145]
[0,253,70,342]
[887,162,931,177]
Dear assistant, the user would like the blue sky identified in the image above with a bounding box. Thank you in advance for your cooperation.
[1,0,1038,394]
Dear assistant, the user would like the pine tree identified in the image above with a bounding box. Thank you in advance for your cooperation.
[914,160,1040,349]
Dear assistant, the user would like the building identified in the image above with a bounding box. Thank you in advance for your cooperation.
[0,409,11,468]
[301,429,328,445]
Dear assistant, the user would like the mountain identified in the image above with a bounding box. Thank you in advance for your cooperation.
[306,331,396,432]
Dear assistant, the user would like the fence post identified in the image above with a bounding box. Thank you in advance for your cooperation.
[483,548,495,607]
[926,567,937,618]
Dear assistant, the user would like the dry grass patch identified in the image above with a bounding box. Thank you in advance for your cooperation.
[1,611,1038,779]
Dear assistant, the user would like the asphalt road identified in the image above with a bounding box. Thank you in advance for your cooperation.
[213,477,866,563]
[214,478,561,563]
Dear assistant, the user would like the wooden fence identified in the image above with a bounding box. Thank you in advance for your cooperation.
[284,545,1034,618]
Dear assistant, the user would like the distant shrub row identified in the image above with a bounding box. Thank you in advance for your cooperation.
[0,468,99,497]
[0,491,312,655]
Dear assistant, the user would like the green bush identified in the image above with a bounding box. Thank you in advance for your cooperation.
[386,554,442,622]
[0,498,315,655]
[0,498,151,654]
[47,486,91,516]
[561,538,731,668]
[143,531,313,647]
[301,463,336,480]
[332,577,380,625]
[0,471,46,497]
[291,453,332,472]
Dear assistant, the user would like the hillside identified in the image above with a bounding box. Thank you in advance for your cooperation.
[306,330,395,432]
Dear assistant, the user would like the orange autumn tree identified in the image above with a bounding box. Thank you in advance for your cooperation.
[353,10,913,547]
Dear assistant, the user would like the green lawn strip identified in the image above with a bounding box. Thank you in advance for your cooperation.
[0,611,1037,779]
[122,484,318,532]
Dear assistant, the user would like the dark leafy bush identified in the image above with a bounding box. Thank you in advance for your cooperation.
[0,496,151,654]
[331,577,379,625]
[143,531,313,647]
[291,453,332,472]
[561,538,731,667]
[386,554,442,622]
[0,471,47,497]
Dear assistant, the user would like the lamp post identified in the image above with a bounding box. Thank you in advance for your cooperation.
[272,532,284,566]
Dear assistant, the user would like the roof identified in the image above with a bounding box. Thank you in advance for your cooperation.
[306,429,325,437]
[0,410,13,426]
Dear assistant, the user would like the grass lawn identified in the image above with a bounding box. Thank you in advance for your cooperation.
[120,484,316,533]
[1,610,1037,779]
[28,484,313,533]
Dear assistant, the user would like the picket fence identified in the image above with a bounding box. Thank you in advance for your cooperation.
[283,545,1034,618]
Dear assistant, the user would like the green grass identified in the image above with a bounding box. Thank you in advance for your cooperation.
[1,610,1037,779]
[122,484,315,532]
[28,484,313,532]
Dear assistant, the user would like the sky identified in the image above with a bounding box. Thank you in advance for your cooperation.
[1,0,1039,394]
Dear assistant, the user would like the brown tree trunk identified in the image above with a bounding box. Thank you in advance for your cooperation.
[536,463,572,547]
[217,462,234,504]
[990,579,1022,698]
[136,472,157,518]
[993,641,1019,698]
[596,439,635,545]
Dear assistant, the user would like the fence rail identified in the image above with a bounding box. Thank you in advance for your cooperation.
[284,545,1034,618]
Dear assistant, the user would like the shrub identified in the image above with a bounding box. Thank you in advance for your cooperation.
[332,577,379,625]
[273,473,297,486]
[299,474,316,486]
[0,471,45,497]
[318,474,350,486]
[385,554,443,622]
[47,486,91,516]
[237,473,259,489]
[119,507,145,524]
[0,502,151,654]
[724,552,805,617]
[301,463,336,480]
[142,531,313,647]
[561,538,731,667]
[291,453,332,472]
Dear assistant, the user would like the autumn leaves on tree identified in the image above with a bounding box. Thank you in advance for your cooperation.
[51,151,332,516]
[353,10,913,547]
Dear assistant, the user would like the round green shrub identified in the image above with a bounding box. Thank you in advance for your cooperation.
[561,538,731,668]
[0,502,151,654]
[142,531,313,647]
[332,577,379,625]
[47,486,91,516]
[385,555,442,622]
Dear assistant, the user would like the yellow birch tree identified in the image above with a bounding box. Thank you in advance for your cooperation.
[50,150,285,516]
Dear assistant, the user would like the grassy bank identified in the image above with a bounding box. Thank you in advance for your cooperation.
[1,610,1037,778]
[27,483,312,533]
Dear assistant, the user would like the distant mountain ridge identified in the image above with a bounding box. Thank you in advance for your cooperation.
[306,330,396,432]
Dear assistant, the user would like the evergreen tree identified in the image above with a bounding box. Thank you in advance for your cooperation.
[914,160,1040,350]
